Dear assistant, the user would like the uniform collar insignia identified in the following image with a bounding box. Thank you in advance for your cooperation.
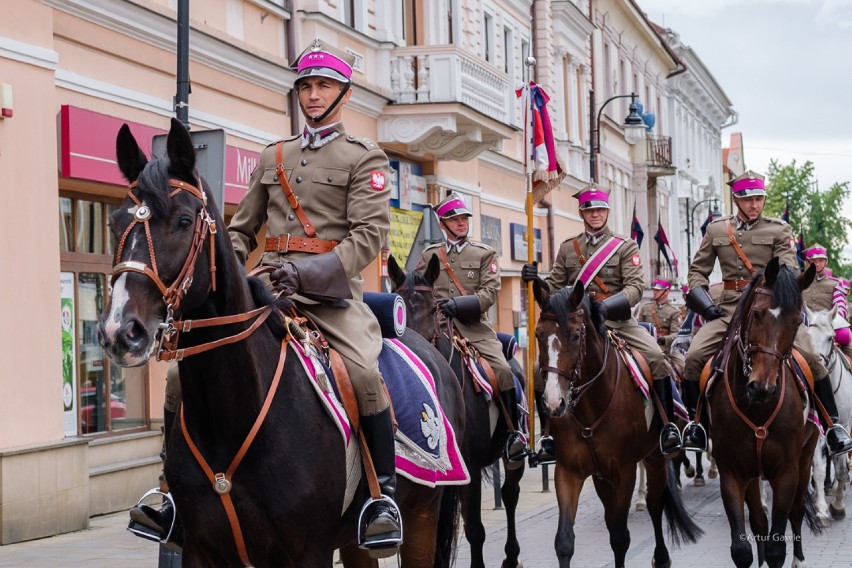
[301,123,344,149]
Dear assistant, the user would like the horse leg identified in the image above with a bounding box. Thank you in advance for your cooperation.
[693,451,706,486]
[830,451,848,520]
[461,469,487,568]
[634,462,647,511]
[553,468,584,568]
[811,437,831,527]
[643,453,671,568]
[339,543,377,568]
[792,429,820,568]
[765,469,799,568]
[744,479,768,568]
[500,463,524,568]
[593,470,634,568]
[398,486,442,568]
[719,471,752,568]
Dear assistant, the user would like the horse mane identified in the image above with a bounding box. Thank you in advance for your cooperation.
[547,287,605,337]
[407,267,431,290]
[729,263,803,330]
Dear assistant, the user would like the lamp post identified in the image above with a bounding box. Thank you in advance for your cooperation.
[588,89,646,183]
[685,197,722,265]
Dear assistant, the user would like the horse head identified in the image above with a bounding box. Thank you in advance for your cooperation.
[97,118,238,367]
[387,253,441,341]
[805,303,840,364]
[735,257,815,401]
[534,280,607,417]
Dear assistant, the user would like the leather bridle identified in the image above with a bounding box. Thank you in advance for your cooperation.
[737,287,791,377]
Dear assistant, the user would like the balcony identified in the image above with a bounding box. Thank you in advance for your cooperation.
[645,135,676,177]
[378,45,517,162]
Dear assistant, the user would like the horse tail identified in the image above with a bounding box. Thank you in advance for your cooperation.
[803,481,826,535]
[662,459,704,545]
[433,485,462,568]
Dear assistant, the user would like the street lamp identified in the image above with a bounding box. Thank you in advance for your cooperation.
[589,89,646,183]
[685,197,722,264]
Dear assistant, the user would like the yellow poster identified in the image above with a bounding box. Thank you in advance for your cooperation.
[389,207,423,266]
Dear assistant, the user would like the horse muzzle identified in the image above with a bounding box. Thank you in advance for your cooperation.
[745,378,776,402]
[97,313,157,367]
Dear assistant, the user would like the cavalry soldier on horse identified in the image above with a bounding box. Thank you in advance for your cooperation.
[638,278,685,370]
[129,38,402,556]
[416,192,528,468]
[681,170,852,457]
[802,244,852,360]
[522,184,684,462]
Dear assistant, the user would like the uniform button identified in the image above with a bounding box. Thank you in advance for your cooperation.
[296,176,303,183]
[327,176,333,182]
[273,176,278,182]
[301,159,308,166]
[288,214,295,220]
[738,231,742,237]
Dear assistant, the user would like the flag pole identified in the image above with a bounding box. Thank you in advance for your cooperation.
[524,54,537,457]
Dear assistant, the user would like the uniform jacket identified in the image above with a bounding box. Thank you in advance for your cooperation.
[804,274,844,312]
[546,226,645,309]
[638,300,683,350]
[418,240,500,342]
[228,123,390,301]
[688,214,795,313]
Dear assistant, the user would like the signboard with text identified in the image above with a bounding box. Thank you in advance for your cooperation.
[509,223,542,262]
[480,215,502,255]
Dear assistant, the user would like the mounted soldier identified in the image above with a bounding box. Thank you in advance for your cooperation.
[416,193,528,468]
[803,244,852,360]
[129,38,402,556]
[638,278,685,371]
[522,184,684,464]
[681,170,852,457]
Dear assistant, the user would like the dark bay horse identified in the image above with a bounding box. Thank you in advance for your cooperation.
[533,281,702,568]
[97,118,463,567]
[705,258,820,568]
[387,254,524,568]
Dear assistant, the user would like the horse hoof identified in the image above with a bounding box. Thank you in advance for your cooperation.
[685,464,696,478]
[817,514,831,528]
[652,557,671,568]
[635,500,647,512]
[693,476,706,487]
[708,469,718,479]
[829,503,846,520]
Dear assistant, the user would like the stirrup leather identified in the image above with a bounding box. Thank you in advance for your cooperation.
[127,488,177,544]
[357,495,403,555]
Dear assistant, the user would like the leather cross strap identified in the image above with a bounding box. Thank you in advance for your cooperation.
[572,238,612,296]
[264,235,338,254]
[437,247,468,295]
[275,141,317,238]
[725,219,756,275]
[651,305,663,333]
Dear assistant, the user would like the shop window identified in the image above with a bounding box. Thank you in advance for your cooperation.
[60,195,149,436]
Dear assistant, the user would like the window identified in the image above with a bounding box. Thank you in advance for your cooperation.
[483,12,494,63]
[503,26,512,74]
[344,0,356,28]
[59,195,148,435]
[521,39,530,83]
[447,0,455,44]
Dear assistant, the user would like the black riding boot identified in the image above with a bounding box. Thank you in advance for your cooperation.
[128,408,183,549]
[814,378,852,456]
[501,388,529,469]
[529,390,555,467]
[359,408,403,558]
[654,377,683,455]
[681,379,708,451]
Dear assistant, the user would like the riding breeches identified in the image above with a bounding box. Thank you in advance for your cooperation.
[608,317,670,380]
[297,298,389,415]
[794,323,829,381]
[683,315,731,382]
[467,334,514,392]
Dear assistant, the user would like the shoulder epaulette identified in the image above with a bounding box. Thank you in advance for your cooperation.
[469,241,494,252]
[346,135,379,151]
[763,216,788,226]
[423,242,444,251]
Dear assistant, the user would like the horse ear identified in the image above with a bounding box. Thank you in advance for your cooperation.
[115,124,148,183]
[532,279,550,310]
[800,262,817,291]
[424,254,441,287]
[166,117,196,178]
[570,280,585,308]
[386,254,406,291]
[764,256,780,286]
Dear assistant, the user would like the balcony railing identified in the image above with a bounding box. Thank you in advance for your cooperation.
[646,135,673,168]
[389,46,512,126]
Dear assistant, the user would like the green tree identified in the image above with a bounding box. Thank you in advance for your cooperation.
[764,159,852,275]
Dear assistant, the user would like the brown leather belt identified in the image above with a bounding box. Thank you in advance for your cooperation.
[723,279,750,291]
[587,290,612,300]
[264,235,338,254]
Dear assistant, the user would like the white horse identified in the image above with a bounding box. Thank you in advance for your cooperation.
[807,306,852,524]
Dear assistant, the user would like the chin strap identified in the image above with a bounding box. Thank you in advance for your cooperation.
[307,83,351,124]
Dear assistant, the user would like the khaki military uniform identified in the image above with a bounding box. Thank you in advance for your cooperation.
[541,226,670,390]
[638,300,685,368]
[685,215,828,382]
[418,241,513,391]
[228,123,392,414]
[805,274,852,359]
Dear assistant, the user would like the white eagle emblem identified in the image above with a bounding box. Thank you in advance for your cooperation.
[370,171,386,190]
[420,403,442,450]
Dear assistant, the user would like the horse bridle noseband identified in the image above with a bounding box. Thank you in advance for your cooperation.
[111,178,218,318]
[737,287,792,376]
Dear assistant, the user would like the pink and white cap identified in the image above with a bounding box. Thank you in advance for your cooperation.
[572,184,611,210]
[727,169,766,198]
[435,193,472,219]
[652,278,672,290]
[294,39,354,84]
[804,244,828,260]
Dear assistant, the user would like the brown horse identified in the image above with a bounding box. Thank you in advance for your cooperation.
[705,257,821,568]
[387,254,525,568]
[532,280,702,568]
[97,118,463,567]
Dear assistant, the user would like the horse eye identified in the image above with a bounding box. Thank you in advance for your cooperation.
[571,331,581,342]
[177,215,194,230]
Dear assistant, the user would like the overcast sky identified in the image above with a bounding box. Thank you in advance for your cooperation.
[638,0,852,222]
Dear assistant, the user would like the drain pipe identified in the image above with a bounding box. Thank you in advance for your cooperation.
[538,198,556,264]
[284,0,300,135]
